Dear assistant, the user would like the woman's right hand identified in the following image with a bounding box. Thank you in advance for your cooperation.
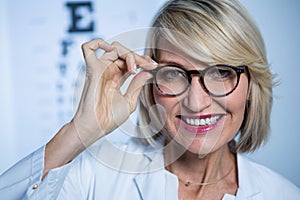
[71,39,157,147]
[43,39,156,177]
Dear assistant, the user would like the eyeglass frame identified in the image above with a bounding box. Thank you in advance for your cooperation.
[148,63,247,97]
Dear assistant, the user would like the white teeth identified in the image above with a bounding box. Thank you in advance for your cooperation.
[200,119,206,126]
[183,116,221,126]
[211,117,217,124]
[206,118,211,125]
[186,118,190,124]
[190,119,195,125]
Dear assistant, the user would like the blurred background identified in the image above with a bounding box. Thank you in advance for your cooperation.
[0,0,299,187]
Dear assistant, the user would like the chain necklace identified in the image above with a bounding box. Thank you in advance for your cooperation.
[174,167,234,187]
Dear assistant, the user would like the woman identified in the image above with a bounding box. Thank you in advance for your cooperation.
[1,0,299,199]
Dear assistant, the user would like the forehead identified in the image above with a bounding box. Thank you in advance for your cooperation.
[156,48,208,70]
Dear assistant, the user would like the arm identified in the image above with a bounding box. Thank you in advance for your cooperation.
[43,39,156,178]
[0,39,156,199]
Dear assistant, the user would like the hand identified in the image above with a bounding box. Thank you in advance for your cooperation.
[43,39,157,177]
[72,39,157,147]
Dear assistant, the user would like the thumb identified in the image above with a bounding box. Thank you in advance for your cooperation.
[124,71,153,112]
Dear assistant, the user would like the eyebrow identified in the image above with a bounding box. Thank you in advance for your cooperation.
[157,60,210,70]
[157,60,184,66]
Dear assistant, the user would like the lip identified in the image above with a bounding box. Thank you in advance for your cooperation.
[177,114,225,135]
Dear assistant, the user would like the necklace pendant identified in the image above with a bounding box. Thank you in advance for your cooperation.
[185,181,191,187]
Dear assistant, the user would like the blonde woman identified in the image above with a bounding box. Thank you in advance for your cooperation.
[1,0,300,199]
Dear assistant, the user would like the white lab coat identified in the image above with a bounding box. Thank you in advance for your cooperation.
[1,137,300,200]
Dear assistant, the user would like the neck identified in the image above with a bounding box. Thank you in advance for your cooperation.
[164,141,237,186]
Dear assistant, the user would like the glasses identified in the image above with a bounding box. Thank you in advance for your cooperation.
[150,64,247,97]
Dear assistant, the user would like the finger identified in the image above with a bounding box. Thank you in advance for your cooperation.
[111,42,137,74]
[131,54,158,71]
[107,60,132,88]
[111,42,157,73]
[126,53,137,74]
[138,55,158,70]
[124,71,153,112]
[81,39,114,67]
[101,50,119,63]
[82,38,114,54]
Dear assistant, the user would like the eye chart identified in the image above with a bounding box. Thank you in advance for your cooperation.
[0,0,166,172]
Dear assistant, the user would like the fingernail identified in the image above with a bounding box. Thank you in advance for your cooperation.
[151,60,158,65]
[133,64,138,73]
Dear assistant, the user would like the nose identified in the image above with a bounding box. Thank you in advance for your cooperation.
[183,76,212,112]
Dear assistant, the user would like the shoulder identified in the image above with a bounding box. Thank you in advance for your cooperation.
[59,136,157,198]
[69,135,160,175]
[73,135,148,166]
[237,154,300,199]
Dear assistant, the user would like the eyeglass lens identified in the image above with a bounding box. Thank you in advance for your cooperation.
[154,65,240,96]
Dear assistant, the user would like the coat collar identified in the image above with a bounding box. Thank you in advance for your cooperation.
[133,146,179,200]
[132,138,263,200]
[235,154,263,200]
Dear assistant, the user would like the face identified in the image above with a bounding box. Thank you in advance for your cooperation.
[153,50,249,156]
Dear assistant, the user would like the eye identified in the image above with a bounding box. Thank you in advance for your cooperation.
[163,69,182,78]
[206,66,236,81]
[158,66,186,82]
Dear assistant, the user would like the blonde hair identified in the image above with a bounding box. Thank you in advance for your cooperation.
[139,0,276,152]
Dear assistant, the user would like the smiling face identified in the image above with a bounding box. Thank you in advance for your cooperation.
[153,50,249,156]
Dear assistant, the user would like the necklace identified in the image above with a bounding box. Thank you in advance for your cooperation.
[176,167,234,187]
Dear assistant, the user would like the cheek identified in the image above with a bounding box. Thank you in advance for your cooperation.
[152,87,169,124]
[153,87,166,108]
[227,93,247,115]
[153,87,180,133]
[153,86,177,113]
[224,76,249,127]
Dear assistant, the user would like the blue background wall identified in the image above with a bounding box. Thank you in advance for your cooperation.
[240,0,300,187]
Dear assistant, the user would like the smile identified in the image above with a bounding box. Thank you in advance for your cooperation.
[180,115,223,126]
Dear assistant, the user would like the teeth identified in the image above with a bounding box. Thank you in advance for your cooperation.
[206,118,211,125]
[200,119,205,126]
[183,116,221,126]
[190,119,195,125]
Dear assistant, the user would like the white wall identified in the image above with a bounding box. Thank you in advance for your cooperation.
[0,0,17,172]
[0,0,299,188]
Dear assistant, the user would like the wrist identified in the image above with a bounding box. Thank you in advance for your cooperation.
[43,122,85,178]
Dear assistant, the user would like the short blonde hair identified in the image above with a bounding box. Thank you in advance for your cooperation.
[139,0,276,152]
